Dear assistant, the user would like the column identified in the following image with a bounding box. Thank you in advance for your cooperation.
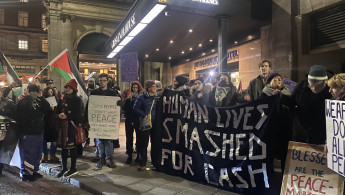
[217,16,228,74]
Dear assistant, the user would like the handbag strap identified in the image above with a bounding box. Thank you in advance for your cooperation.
[149,99,155,115]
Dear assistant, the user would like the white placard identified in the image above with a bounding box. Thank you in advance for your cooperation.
[45,96,57,107]
[326,99,345,176]
[88,95,121,140]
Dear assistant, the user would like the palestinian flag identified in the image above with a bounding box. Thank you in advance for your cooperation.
[49,49,88,104]
[0,52,22,87]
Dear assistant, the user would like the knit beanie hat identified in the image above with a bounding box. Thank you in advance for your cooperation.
[145,80,156,90]
[27,84,40,93]
[308,65,327,80]
[175,75,189,88]
[88,78,95,82]
[64,79,78,92]
[266,72,281,84]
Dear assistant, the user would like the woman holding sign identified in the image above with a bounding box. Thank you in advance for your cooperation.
[56,79,83,178]
[133,80,160,171]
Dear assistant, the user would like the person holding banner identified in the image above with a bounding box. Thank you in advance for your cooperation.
[209,73,240,107]
[191,77,209,105]
[133,80,160,171]
[291,65,331,145]
[56,79,83,178]
[0,86,17,175]
[123,81,143,164]
[17,84,50,181]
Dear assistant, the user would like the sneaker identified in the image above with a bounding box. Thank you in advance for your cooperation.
[56,169,67,178]
[126,157,132,164]
[32,172,43,179]
[20,174,35,181]
[94,157,105,171]
[64,169,78,177]
[49,155,60,163]
[41,155,49,163]
[106,158,116,168]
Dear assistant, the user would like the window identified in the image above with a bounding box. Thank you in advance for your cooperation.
[18,35,28,50]
[20,0,28,2]
[14,65,35,74]
[41,39,48,52]
[0,9,4,25]
[41,14,47,29]
[18,11,28,27]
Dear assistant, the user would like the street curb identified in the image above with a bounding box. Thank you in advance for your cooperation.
[39,163,139,195]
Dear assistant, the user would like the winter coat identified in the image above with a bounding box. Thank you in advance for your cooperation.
[290,79,332,145]
[133,91,160,124]
[247,75,266,101]
[17,95,50,135]
[123,93,140,124]
[209,83,240,107]
[56,93,83,149]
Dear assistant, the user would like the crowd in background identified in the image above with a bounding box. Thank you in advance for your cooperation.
[1,60,345,185]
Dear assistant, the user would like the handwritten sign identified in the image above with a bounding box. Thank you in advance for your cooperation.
[326,99,345,177]
[120,52,138,82]
[281,141,343,195]
[46,96,57,107]
[88,95,121,140]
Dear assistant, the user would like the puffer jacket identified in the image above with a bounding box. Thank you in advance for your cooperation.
[133,91,160,124]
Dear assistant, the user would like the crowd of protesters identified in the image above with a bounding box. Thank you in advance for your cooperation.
[0,61,344,186]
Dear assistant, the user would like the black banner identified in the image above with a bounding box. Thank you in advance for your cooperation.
[155,91,280,194]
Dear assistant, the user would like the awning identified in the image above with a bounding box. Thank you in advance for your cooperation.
[105,0,271,65]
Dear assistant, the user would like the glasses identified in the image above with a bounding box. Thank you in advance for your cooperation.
[99,80,107,82]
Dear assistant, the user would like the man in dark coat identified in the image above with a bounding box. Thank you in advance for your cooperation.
[246,60,272,101]
[17,84,50,181]
[88,73,121,170]
[291,65,332,144]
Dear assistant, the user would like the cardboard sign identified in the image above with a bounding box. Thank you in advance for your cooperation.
[46,96,57,107]
[326,99,345,177]
[281,141,343,195]
[88,95,121,140]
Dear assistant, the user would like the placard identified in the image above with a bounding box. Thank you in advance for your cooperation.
[120,52,138,82]
[88,95,121,140]
[325,99,345,177]
[281,141,343,195]
[45,96,57,107]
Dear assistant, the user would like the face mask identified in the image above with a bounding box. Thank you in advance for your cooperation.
[218,80,227,87]
[88,83,94,88]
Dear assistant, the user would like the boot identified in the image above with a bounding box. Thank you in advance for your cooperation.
[95,157,105,170]
[106,158,116,168]
[41,155,49,163]
[57,149,68,178]
[49,155,60,163]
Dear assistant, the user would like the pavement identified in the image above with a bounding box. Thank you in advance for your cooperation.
[39,121,235,195]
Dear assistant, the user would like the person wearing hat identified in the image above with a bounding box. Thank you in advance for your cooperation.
[262,72,291,97]
[133,80,160,171]
[55,79,83,178]
[17,84,50,181]
[0,86,17,176]
[191,77,209,105]
[245,60,272,101]
[291,65,332,144]
[209,73,240,107]
[46,79,54,88]
[87,73,121,171]
[171,75,190,97]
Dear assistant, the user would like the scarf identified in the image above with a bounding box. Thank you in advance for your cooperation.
[215,86,230,106]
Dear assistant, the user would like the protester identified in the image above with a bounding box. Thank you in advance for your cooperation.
[0,86,17,175]
[17,84,50,181]
[133,80,160,171]
[262,72,291,97]
[171,75,190,96]
[84,77,98,148]
[291,65,331,145]
[56,79,83,178]
[209,73,240,107]
[41,87,59,163]
[123,81,143,164]
[89,73,121,170]
[246,60,272,101]
[155,80,163,95]
[190,77,209,105]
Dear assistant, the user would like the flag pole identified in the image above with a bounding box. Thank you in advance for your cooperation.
[34,63,50,79]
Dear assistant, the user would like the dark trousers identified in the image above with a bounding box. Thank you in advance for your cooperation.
[137,129,150,167]
[18,135,43,175]
[125,121,139,156]
[61,147,77,171]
